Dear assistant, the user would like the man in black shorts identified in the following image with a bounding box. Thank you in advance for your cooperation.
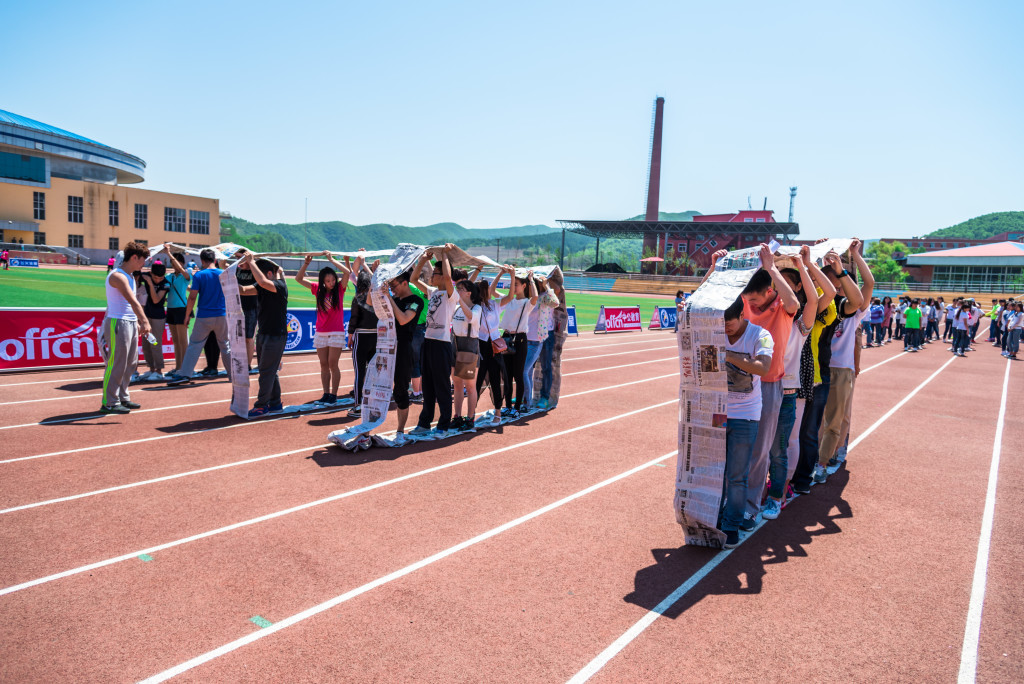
[387,270,425,445]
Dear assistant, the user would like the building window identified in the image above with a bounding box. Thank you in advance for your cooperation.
[68,234,84,249]
[709,239,718,247]
[189,210,210,235]
[68,196,84,223]
[701,246,710,254]
[34,232,46,245]
[135,203,148,229]
[33,191,45,220]
[755,218,766,223]
[108,237,119,251]
[0,150,47,184]
[188,243,206,249]
[135,239,148,248]
[696,234,705,240]
[164,207,186,233]
[743,218,754,223]
[108,200,118,227]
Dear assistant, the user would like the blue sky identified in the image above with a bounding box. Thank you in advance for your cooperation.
[4,0,1022,239]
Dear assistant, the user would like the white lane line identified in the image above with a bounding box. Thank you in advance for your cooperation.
[0,357,676,464]
[0,373,678,515]
[563,346,675,363]
[958,359,1012,684]
[860,351,906,374]
[0,401,677,598]
[138,450,678,684]
[565,353,960,683]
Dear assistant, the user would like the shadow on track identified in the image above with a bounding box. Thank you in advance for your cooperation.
[56,380,104,392]
[36,411,117,427]
[625,469,852,618]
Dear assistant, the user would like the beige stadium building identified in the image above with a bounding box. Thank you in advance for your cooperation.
[0,109,218,264]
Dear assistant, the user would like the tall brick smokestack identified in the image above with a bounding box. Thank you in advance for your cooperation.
[644,96,665,222]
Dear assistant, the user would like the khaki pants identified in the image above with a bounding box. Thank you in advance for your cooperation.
[818,367,854,466]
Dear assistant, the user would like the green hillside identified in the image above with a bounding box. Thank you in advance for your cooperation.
[625,210,703,222]
[924,211,1024,239]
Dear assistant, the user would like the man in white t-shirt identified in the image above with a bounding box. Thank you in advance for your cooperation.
[409,245,459,437]
[721,297,774,548]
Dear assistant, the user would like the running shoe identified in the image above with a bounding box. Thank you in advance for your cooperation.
[120,400,141,410]
[792,482,811,495]
[536,398,549,410]
[410,392,424,404]
[449,416,465,431]
[315,393,330,404]
[267,402,283,413]
[347,406,362,418]
[740,513,756,532]
[249,367,259,375]
[166,375,192,386]
[500,407,516,418]
[391,432,409,447]
[100,404,130,414]
[723,530,740,549]
[783,484,797,507]
[458,420,477,433]
[408,425,433,438]
[248,406,270,418]
[762,498,782,520]
[813,464,828,484]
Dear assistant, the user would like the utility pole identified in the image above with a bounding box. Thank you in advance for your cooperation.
[595,237,600,268]
[304,197,308,252]
[496,237,500,263]
[559,228,565,270]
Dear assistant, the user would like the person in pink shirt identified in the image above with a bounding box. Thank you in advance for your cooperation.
[296,251,351,404]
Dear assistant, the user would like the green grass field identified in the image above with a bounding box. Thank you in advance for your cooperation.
[0,267,674,327]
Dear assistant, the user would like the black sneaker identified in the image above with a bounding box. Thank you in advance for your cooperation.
[792,482,811,495]
[740,514,756,532]
[723,530,740,549]
[315,393,330,404]
[166,375,191,386]
[410,392,423,404]
[347,405,362,417]
[120,400,141,410]
[459,417,477,433]
[100,404,130,414]
[449,416,465,430]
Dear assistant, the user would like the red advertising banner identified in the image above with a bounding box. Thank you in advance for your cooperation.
[594,305,642,334]
[0,308,174,372]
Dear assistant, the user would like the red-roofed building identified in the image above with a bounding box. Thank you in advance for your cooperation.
[654,209,789,273]
[906,241,1024,288]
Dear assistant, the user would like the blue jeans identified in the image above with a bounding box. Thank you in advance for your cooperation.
[722,418,759,532]
[540,331,555,398]
[522,340,543,408]
[793,380,829,489]
[872,323,884,345]
[1009,328,1021,355]
[768,393,798,499]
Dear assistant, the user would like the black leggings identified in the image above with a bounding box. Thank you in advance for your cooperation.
[477,339,505,412]
[353,330,377,402]
[417,338,455,430]
[503,333,528,409]
[203,332,219,370]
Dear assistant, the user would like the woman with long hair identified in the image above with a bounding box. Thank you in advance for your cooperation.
[347,266,378,415]
[297,251,350,404]
[499,266,538,417]
[522,274,559,412]
[881,296,893,344]
[449,279,483,432]
[476,276,510,425]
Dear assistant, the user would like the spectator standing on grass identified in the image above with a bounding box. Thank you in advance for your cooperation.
[239,254,288,417]
[720,296,774,549]
[1,248,8,270]
[107,255,115,272]
[409,246,459,438]
[139,262,169,380]
[386,270,426,443]
[296,251,351,404]
[732,244,798,529]
[166,248,233,386]
[100,241,151,414]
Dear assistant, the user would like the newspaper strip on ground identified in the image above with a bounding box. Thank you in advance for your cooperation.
[674,238,858,547]
[219,262,250,419]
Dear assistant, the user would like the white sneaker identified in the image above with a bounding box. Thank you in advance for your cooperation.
[762,498,782,520]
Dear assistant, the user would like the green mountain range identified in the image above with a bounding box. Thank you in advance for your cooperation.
[924,211,1024,240]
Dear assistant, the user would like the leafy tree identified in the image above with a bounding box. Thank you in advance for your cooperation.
[866,240,910,283]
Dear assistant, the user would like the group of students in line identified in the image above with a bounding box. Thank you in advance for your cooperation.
[698,240,876,548]
[346,245,566,444]
[98,241,568,432]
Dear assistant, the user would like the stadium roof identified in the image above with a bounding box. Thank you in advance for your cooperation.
[0,110,109,148]
[557,219,799,240]
[907,241,1024,267]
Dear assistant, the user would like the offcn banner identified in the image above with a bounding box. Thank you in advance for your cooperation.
[566,305,579,336]
[648,306,677,331]
[10,258,39,268]
[594,305,642,334]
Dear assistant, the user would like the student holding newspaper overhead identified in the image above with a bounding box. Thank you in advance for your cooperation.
[522,275,559,414]
[385,269,427,444]
[237,252,289,417]
[166,248,233,386]
[449,278,484,432]
[296,250,351,405]
[409,245,459,439]
[476,275,511,425]
[499,266,538,418]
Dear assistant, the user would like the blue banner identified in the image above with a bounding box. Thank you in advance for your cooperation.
[283,308,351,353]
[10,258,39,268]
[566,305,579,336]
[657,306,677,330]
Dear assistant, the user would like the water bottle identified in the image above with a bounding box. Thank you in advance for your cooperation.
[145,332,159,346]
